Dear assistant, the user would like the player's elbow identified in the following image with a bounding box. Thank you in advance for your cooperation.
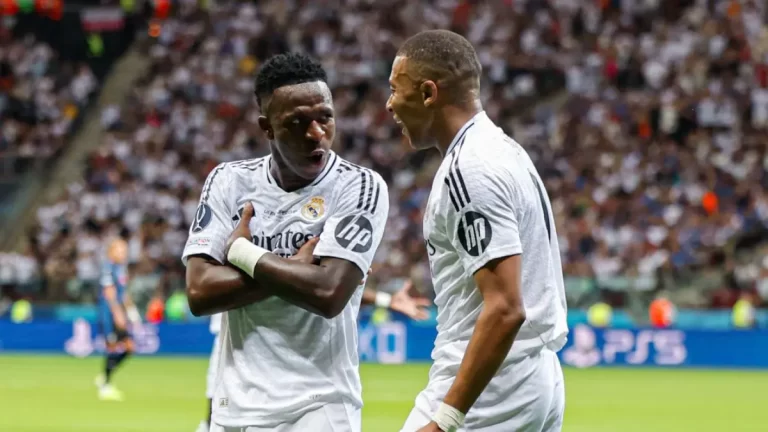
[186,283,210,317]
[186,276,219,317]
[315,288,347,319]
[490,301,526,333]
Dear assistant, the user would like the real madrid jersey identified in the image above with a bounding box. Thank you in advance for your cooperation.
[422,112,568,405]
[181,151,389,427]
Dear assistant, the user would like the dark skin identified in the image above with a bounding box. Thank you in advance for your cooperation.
[387,55,526,432]
[187,81,432,320]
[187,81,361,319]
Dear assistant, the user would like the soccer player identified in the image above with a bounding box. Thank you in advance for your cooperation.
[183,52,399,432]
[195,280,430,432]
[387,30,569,432]
[95,237,141,401]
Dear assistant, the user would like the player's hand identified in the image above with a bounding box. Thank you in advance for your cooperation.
[390,279,431,321]
[289,236,320,264]
[225,202,254,259]
[416,422,443,432]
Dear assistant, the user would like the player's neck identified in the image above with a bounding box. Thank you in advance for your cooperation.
[433,103,482,158]
[270,157,314,192]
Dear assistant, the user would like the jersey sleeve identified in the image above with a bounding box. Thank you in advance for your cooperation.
[444,150,523,276]
[313,169,390,275]
[182,163,235,265]
[99,264,115,288]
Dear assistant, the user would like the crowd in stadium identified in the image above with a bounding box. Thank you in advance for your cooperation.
[2,0,768,311]
[0,31,98,178]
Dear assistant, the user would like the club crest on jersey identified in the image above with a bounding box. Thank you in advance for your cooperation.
[457,211,492,257]
[301,196,326,221]
[191,204,213,233]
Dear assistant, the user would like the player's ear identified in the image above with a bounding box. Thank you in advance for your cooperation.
[257,116,274,140]
[420,81,437,108]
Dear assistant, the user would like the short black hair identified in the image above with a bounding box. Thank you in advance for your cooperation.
[254,52,328,109]
[397,30,482,95]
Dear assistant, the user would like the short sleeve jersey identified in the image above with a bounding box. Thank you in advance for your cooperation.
[181,151,389,427]
[422,112,568,404]
[98,260,127,313]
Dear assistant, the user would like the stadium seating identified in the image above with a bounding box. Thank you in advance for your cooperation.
[2,0,768,312]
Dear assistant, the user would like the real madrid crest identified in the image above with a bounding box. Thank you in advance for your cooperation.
[301,196,325,221]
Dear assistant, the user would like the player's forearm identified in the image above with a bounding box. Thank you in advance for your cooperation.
[251,254,348,318]
[108,302,126,323]
[362,287,376,305]
[186,259,270,316]
[443,302,525,414]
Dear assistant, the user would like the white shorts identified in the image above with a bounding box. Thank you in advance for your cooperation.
[209,402,361,432]
[401,349,565,432]
[206,334,222,399]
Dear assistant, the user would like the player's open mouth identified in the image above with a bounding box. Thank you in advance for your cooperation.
[307,151,325,165]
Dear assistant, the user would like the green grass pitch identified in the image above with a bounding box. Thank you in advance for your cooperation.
[0,355,765,431]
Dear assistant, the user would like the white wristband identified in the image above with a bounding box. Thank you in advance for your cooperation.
[227,237,270,278]
[374,291,392,308]
[126,306,141,324]
[433,403,465,432]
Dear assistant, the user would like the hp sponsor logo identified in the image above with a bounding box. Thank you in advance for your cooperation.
[457,211,492,257]
[335,215,374,252]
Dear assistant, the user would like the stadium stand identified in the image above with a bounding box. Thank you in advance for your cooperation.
[2,0,768,315]
[0,33,97,197]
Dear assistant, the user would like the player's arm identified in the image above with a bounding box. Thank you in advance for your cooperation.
[122,293,142,325]
[103,284,127,328]
[430,156,528,431]
[183,163,271,316]
[186,255,271,316]
[441,256,524,412]
[362,281,431,320]
[228,172,390,319]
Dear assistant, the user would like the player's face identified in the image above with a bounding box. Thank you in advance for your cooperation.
[387,56,437,150]
[259,81,335,180]
[109,241,128,264]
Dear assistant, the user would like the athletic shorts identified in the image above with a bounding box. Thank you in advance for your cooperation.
[400,349,565,432]
[209,402,361,432]
[98,309,131,345]
[206,334,222,399]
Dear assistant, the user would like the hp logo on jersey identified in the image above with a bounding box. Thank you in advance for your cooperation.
[335,215,373,252]
[457,211,492,257]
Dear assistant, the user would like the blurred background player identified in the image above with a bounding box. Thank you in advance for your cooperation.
[196,280,429,432]
[388,30,567,432]
[95,236,142,401]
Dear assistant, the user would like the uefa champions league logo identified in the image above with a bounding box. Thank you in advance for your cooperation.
[64,319,160,357]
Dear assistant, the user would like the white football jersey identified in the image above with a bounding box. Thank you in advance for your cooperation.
[182,151,389,427]
[422,112,568,405]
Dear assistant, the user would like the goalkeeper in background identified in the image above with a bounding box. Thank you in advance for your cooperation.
[94,236,142,401]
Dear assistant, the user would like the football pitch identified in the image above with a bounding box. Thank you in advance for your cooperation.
[0,355,765,432]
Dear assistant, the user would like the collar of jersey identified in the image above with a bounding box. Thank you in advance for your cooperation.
[264,150,338,191]
[446,110,489,155]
